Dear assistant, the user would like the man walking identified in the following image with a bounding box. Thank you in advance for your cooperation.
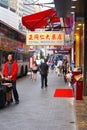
[57,59,63,76]
[40,59,49,89]
[3,54,19,104]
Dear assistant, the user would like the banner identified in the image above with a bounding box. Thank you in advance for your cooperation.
[26,31,64,46]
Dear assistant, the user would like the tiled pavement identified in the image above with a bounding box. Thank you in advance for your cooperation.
[0,70,78,130]
[75,97,87,130]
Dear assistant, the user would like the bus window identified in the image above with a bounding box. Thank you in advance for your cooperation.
[16,53,23,61]
[23,54,29,62]
[2,51,8,63]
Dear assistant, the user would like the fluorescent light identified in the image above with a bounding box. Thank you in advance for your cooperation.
[71,6,76,9]
[71,12,75,14]
[72,0,77,1]
[76,27,80,30]
[78,23,82,26]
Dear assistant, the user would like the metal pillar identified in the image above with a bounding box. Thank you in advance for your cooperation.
[84,0,87,95]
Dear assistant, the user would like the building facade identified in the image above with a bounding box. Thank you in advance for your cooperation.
[0,0,18,29]
[21,0,35,33]
[0,0,36,33]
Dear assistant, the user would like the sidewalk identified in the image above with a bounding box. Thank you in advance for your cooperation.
[75,96,87,130]
[0,70,78,130]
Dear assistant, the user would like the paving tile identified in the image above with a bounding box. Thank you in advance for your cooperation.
[0,71,78,130]
[75,96,87,130]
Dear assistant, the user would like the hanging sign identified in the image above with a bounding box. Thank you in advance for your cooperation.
[26,31,64,46]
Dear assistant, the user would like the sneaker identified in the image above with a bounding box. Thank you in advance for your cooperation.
[45,85,48,88]
[41,86,43,89]
[6,101,11,106]
[10,98,13,103]
[15,100,19,104]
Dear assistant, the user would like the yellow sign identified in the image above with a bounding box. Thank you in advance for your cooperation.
[26,31,64,46]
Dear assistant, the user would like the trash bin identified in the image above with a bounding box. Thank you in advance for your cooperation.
[73,74,83,100]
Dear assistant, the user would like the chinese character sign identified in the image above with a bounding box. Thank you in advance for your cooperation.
[26,31,64,46]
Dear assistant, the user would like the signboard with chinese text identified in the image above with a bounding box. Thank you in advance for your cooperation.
[26,31,64,46]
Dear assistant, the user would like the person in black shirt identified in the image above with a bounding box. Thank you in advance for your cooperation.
[62,59,68,83]
[39,59,49,89]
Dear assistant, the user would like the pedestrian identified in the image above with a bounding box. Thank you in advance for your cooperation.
[32,61,38,80]
[3,54,19,104]
[57,59,63,76]
[50,59,54,70]
[39,59,49,89]
[0,71,4,86]
[62,59,68,83]
[66,71,72,87]
[0,71,4,79]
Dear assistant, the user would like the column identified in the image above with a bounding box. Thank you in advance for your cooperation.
[84,0,87,96]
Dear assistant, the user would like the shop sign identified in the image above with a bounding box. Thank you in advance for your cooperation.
[26,31,64,46]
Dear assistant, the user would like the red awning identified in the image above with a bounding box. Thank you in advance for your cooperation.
[22,8,60,31]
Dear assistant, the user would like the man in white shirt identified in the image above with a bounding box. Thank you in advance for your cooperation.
[57,59,63,76]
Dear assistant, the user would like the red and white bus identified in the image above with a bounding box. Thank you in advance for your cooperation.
[0,20,29,77]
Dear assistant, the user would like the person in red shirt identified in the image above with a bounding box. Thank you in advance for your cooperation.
[3,54,19,104]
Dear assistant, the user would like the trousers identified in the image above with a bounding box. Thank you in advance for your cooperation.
[41,74,47,87]
[12,81,19,101]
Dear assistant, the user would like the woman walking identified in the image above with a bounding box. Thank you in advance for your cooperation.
[32,61,38,81]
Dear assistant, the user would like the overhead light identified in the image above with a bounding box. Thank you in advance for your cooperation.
[71,12,75,14]
[78,23,82,26]
[71,6,76,9]
[76,27,80,30]
[72,0,77,1]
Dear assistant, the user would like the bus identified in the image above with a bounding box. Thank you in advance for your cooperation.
[0,20,29,77]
